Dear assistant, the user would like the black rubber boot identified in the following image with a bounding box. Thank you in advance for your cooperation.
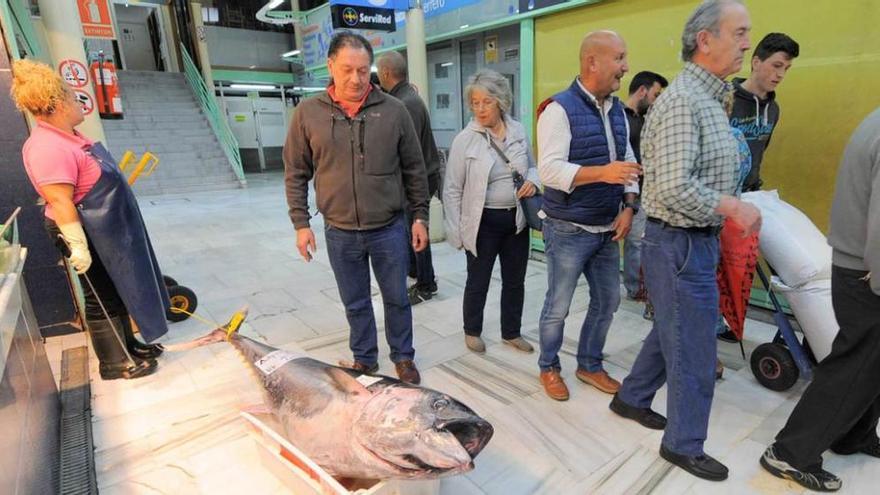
[120,315,164,360]
[87,317,158,380]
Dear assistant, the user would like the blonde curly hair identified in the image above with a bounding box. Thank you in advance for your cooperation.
[10,59,71,116]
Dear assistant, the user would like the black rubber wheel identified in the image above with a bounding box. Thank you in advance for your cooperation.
[750,342,799,391]
[166,285,197,322]
[163,275,178,287]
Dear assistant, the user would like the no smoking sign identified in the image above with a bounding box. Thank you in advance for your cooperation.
[59,59,89,88]
[73,89,95,115]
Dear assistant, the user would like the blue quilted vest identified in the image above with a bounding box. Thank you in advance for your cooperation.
[542,79,628,225]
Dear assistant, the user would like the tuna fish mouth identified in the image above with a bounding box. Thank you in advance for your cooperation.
[438,419,494,459]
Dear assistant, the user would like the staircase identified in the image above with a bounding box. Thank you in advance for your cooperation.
[102,70,243,196]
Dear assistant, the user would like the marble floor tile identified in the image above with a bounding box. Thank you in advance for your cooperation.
[39,173,879,495]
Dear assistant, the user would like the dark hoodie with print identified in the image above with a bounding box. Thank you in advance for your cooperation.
[729,77,780,192]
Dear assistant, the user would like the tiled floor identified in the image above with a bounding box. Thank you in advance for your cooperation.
[44,173,876,494]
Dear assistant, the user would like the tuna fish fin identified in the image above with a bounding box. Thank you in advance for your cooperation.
[326,367,371,397]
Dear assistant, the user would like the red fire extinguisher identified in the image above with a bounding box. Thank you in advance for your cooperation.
[91,51,123,119]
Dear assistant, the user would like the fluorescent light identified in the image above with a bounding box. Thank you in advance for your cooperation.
[248,65,257,69]
[459,24,469,29]
[440,62,453,67]
[371,65,378,73]
[281,49,301,58]
[293,86,326,92]
[230,84,276,90]
[266,0,284,9]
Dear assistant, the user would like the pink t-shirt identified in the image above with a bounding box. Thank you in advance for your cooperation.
[22,121,102,221]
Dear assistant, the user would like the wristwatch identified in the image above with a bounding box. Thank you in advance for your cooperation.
[414,218,429,227]
[623,201,640,215]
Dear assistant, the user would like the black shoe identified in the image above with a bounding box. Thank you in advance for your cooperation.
[660,445,728,481]
[99,358,158,380]
[717,329,739,343]
[128,341,165,360]
[120,315,164,359]
[408,285,434,305]
[609,393,666,430]
[760,445,841,492]
[831,440,880,458]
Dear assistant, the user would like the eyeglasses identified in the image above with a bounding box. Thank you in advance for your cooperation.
[470,99,497,110]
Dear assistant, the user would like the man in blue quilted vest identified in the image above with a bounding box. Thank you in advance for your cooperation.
[535,30,641,402]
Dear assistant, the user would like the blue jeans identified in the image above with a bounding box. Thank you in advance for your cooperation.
[325,215,414,366]
[623,207,647,297]
[538,217,621,373]
[617,221,720,456]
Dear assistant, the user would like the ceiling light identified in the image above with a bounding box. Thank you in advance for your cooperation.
[440,62,453,67]
[281,49,301,58]
[230,84,276,90]
[459,24,469,29]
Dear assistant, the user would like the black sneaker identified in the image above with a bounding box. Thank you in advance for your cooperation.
[760,445,842,492]
[408,285,434,305]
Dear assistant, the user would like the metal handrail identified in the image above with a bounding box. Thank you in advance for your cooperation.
[2,0,42,59]
[179,43,246,185]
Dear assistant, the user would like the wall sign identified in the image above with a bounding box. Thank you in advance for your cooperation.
[73,89,95,115]
[76,0,116,40]
[58,59,89,88]
[330,4,396,32]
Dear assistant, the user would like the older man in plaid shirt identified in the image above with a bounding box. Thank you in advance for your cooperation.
[609,0,762,482]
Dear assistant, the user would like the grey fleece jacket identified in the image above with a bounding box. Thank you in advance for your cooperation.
[284,86,429,231]
[829,107,880,295]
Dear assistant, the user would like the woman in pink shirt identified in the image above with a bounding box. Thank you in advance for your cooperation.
[11,59,169,380]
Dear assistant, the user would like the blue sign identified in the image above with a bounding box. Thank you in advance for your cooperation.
[329,0,410,10]
[421,0,482,19]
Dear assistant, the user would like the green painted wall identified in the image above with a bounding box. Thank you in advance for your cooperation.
[534,0,880,231]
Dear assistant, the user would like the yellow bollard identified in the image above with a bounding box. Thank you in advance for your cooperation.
[127,152,160,186]
[118,150,135,172]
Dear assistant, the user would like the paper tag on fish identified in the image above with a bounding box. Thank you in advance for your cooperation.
[355,375,383,388]
[255,350,305,375]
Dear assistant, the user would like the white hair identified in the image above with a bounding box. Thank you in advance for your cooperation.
[681,0,744,61]
[464,69,512,116]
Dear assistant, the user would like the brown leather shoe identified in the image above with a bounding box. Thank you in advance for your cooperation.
[350,361,379,374]
[540,369,569,401]
[395,360,421,385]
[575,369,620,394]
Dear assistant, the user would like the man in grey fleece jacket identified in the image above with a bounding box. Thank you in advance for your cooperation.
[760,107,880,492]
[284,32,429,385]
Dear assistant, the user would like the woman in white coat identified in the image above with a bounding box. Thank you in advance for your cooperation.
[443,69,540,354]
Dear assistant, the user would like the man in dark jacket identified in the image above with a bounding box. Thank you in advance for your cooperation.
[760,107,880,493]
[730,32,799,193]
[284,32,429,384]
[622,71,667,315]
[376,51,443,305]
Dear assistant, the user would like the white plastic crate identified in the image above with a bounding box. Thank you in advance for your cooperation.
[241,411,441,495]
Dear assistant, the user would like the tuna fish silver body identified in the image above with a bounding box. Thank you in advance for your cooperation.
[229,333,494,480]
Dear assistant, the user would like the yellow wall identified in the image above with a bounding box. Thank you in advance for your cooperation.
[534,0,880,231]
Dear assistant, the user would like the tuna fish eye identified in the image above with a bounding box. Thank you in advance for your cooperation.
[432,398,449,411]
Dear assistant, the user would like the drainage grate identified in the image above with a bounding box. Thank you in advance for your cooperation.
[59,346,97,495]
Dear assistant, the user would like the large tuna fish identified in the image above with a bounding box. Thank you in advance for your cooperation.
[188,319,494,480]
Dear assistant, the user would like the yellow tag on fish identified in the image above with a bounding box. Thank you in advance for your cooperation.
[225,311,246,340]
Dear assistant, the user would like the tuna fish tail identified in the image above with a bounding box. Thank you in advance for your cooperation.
[161,306,249,352]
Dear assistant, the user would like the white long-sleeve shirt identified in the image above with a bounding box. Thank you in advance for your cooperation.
[537,79,639,231]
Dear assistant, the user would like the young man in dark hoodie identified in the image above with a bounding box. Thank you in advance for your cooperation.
[718,33,800,344]
[729,32,799,193]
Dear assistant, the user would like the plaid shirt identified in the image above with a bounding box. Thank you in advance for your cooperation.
[641,63,739,227]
